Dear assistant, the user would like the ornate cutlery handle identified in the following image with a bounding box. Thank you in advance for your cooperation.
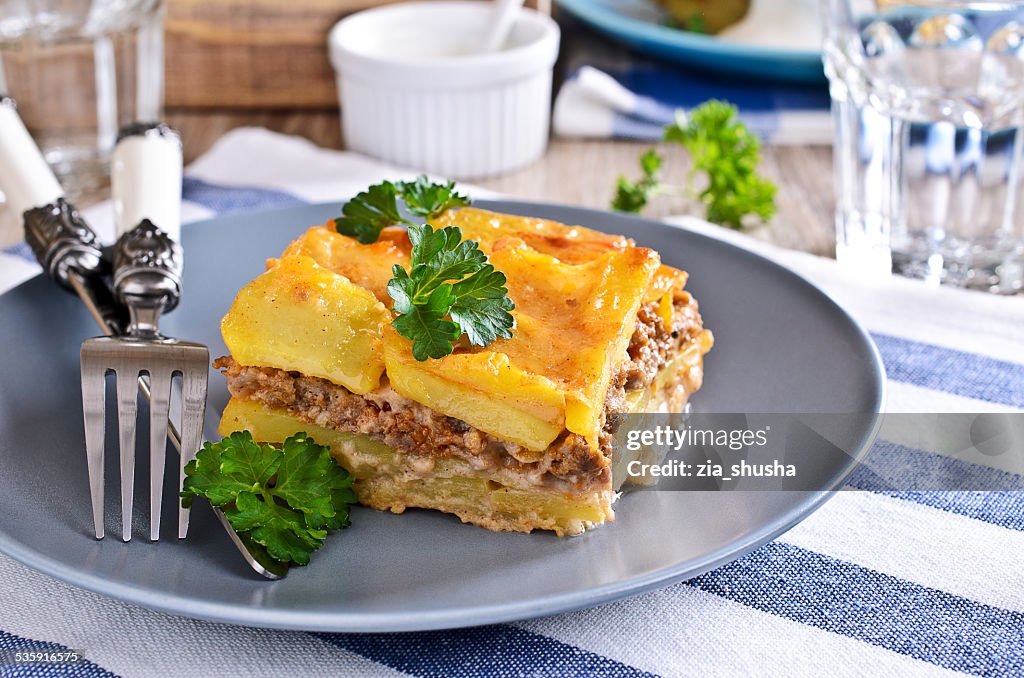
[0,95,105,287]
[0,95,123,332]
[111,123,184,334]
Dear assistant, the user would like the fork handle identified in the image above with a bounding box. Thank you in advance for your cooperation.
[112,122,183,243]
[111,123,184,321]
[0,95,105,288]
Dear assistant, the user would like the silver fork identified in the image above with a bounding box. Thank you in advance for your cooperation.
[80,123,209,543]
[0,98,285,578]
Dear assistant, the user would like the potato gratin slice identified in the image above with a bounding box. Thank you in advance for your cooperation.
[215,208,712,535]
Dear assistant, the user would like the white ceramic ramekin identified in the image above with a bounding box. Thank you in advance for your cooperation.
[328,2,560,179]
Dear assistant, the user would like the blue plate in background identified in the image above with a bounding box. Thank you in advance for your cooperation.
[558,0,825,83]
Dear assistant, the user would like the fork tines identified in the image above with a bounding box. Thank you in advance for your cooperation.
[80,337,209,542]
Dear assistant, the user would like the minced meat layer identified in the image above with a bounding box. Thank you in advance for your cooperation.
[216,294,703,492]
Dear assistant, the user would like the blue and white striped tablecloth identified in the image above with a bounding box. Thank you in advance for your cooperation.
[0,129,1022,678]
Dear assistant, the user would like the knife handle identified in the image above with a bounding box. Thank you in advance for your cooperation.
[0,95,104,288]
[0,95,63,218]
[111,123,184,318]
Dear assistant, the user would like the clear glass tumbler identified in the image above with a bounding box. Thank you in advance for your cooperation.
[0,1,164,200]
[824,0,1024,293]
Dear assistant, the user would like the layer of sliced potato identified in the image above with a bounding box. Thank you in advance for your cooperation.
[221,254,389,395]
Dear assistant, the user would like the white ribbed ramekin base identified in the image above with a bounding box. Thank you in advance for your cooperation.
[340,72,552,179]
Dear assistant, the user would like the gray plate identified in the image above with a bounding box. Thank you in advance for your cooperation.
[0,201,884,632]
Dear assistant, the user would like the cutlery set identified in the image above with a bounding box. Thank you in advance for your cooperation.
[0,97,284,579]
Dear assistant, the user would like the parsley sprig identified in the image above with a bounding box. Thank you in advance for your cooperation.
[335,176,470,244]
[388,224,514,361]
[181,431,357,566]
[336,178,515,361]
[401,175,473,218]
[612,100,777,230]
[612,149,664,214]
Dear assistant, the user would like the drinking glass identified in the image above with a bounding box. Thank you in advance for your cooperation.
[824,0,1024,293]
[0,1,165,200]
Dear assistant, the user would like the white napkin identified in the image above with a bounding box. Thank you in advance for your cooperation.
[553,66,833,145]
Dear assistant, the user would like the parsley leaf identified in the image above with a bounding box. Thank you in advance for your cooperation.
[335,176,471,243]
[335,181,408,244]
[392,290,462,360]
[228,490,324,566]
[386,223,514,361]
[273,433,356,530]
[683,13,707,34]
[449,266,516,347]
[612,148,663,214]
[399,176,471,219]
[181,431,357,566]
[609,100,776,230]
